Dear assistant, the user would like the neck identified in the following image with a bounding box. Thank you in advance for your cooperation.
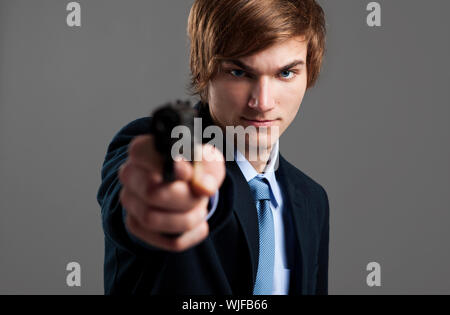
[245,144,272,173]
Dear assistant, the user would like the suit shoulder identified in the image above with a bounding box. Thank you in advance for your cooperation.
[106,116,151,153]
[115,116,152,138]
[279,156,329,208]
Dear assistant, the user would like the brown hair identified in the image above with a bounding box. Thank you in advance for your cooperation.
[187,0,326,102]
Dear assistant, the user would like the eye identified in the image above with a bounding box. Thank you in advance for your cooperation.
[279,70,295,79]
[229,69,246,78]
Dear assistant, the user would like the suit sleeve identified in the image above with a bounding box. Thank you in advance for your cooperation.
[96,117,219,254]
[315,186,330,295]
[96,117,164,254]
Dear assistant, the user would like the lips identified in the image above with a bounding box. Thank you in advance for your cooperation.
[241,117,277,127]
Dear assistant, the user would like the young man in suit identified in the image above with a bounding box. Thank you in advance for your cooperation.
[97,0,329,295]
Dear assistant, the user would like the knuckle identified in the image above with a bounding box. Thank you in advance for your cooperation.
[152,182,191,211]
[159,184,181,206]
[170,238,186,252]
[118,162,129,184]
[147,169,158,181]
[128,136,147,161]
[157,187,170,203]
[119,188,130,208]
[143,210,159,231]
[183,214,196,231]
[128,138,140,156]
[201,222,210,238]
[184,209,202,230]
[198,221,208,239]
[201,207,208,220]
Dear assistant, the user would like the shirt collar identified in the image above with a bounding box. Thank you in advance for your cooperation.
[234,140,281,209]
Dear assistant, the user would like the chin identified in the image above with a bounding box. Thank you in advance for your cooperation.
[247,133,277,152]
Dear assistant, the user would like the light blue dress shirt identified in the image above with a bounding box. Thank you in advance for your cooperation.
[207,140,290,294]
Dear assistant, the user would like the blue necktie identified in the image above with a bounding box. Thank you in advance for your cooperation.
[249,176,275,295]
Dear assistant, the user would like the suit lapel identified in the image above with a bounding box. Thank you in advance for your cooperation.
[276,154,311,294]
[225,160,259,287]
[196,102,260,288]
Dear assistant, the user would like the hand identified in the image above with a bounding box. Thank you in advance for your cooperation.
[118,134,225,252]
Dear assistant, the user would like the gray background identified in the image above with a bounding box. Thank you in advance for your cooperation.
[0,0,449,294]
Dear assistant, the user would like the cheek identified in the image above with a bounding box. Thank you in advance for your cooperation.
[210,79,250,114]
[279,81,305,109]
[276,80,306,129]
[218,80,249,103]
[288,93,304,122]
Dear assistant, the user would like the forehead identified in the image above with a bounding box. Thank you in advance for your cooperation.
[221,36,308,72]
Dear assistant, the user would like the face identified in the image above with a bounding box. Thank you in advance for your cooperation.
[207,35,309,155]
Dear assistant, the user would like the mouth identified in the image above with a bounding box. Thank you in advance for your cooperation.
[241,117,278,127]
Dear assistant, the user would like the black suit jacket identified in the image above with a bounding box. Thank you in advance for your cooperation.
[96,104,330,295]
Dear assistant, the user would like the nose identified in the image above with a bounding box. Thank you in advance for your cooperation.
[248,76,275,112]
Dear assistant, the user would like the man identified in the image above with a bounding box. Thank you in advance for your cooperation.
[97,0,329,295]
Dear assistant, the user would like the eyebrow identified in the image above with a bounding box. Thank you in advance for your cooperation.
[221,59,305,73]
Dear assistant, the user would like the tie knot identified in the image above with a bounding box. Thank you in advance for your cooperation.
[248,177,271,201]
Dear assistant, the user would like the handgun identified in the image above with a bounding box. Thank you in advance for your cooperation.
[149,100,200,239]
[149,99,199,182]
